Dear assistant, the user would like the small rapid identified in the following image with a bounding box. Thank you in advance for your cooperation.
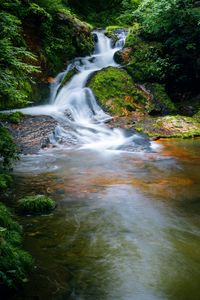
[18,31,152,152]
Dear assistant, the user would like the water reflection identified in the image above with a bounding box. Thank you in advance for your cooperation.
[6,139,200,300]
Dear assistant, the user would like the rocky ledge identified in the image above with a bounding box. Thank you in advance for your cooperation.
[109,113,200,138]
[6,115,57,155]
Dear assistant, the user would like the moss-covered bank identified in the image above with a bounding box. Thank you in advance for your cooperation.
[0,203,33,291]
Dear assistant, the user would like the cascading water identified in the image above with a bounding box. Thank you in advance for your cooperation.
[18,31,151,152]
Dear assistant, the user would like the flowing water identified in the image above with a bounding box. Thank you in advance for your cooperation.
[3,32,200,300]
[18,30,151,152]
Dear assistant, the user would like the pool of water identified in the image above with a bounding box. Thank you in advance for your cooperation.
[5,138,200,300]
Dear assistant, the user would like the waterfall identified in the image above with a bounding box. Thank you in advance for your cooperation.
[17,30,151,152]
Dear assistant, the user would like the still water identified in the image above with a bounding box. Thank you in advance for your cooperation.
[8,138,200,300]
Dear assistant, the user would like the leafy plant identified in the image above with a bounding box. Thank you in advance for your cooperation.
[0,127,19,169]
[0,203,33,289]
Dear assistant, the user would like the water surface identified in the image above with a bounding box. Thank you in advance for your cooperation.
[8,138,200,300]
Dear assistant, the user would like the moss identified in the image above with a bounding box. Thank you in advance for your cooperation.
[87,67,152,116]
[0,203,33,290]
[57,68,78,95]
[18,195,56,215]
[193,110,200,122]
[145,83,176,115]
[132,115,200,138]
[105,26,122,42]
[0,112,24,124]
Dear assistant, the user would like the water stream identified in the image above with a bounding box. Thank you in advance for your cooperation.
[18,31,152,152]
[3,32,200,300]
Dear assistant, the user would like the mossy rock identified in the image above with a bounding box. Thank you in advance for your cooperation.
[87,67,154,116]
[0,202,33,289]
[56,67,78,96]
[87,67,174,117]
[18,195,56,215]
[132,115,200,138]
[193,110,200,122]
[144,83,176,115]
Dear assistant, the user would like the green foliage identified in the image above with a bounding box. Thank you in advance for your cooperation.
[68,0,124,26]
[0,112,24,124]
[0,127,18,169]
[134,0,200,94]
[0,174,12,190]
[125,33,170,82]
[0,203,33,289]
[18,195,56,215]
[0,11,40,109]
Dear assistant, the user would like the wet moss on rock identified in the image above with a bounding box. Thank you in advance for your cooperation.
[88,67,175,117]
[87,67,152,116]
[144,83,176,115]
[17,195,56,215]
[131,115,200,138]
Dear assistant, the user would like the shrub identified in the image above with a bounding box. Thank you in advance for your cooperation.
[0,174,12,190]
[0,203,33,289]
[0,112,24,124]
[0,126,19,169]
[18,195,56,215]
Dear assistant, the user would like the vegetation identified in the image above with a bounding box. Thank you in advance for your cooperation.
[88,67,175,116]
[116,0,200,104]
[132,114,200,138]
[0,203,33,289]
[0,126,18,169]
[18,195,56,215]
[0,112,24,124]
[0,0,94,110]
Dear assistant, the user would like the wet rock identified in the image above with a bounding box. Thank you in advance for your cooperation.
[114,47,132,64]
[93,33,98,43]
[6,115,57,155]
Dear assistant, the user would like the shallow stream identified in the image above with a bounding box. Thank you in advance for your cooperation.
[3,31,200,300]
[7,138,200,300]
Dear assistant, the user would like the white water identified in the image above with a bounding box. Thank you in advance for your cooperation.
[16,31,153,152]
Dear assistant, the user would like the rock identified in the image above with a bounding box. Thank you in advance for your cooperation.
[131,115,200,138]
[6,115,57,154]
[87,67,174,117]
[114,47,132,64]
[93,33,98,43]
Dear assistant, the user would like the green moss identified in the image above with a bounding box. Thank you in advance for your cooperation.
[132,115,200,138]
[18,195,56,215]
[145,83,176,115]
[105,26,125,42]
[88,67,151,116]
[0,203,33,289]
[0,112,24,124]
[193,110,200,122]
[57,68,78,94]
